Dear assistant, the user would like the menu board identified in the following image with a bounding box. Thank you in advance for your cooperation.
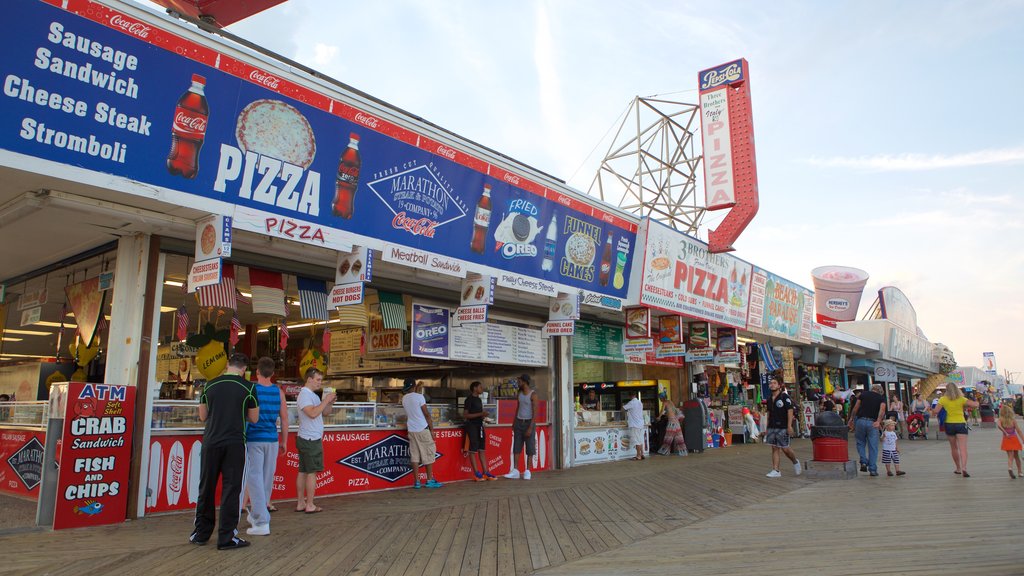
[450,323,547,366]
[328,327,363,374]
[572,322,625,361]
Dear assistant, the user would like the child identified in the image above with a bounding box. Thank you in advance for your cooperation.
[996,404,1023,479]
[881,419,905,477]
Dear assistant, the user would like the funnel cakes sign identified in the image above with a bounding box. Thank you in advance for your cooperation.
[629,218,752,329]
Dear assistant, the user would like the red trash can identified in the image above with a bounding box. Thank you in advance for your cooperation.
[810,411,849,462]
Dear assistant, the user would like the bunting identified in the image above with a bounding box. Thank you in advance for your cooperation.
[197,263,237,310]
[248,268,286,316]
[336,303,368,327]
[297,277,329,321]
[230,315,242,347]
[279,320,290,350]
[377,291,406,331]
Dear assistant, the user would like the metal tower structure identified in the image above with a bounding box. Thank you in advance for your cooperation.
[588,96,705,235]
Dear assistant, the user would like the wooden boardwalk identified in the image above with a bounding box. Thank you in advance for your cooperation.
[2,425,1022,575]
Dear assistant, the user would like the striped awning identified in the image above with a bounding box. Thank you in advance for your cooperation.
[377,291,406,331]
[757,343,781,372]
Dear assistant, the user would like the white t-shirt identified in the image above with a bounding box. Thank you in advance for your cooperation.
[297,387,324,440]
[402,392,428,432]
[882,430,898,451]
[623,397,645,429]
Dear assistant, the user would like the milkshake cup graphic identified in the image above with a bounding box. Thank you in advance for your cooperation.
[811,266,869,327]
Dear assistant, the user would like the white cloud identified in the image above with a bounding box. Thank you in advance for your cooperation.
[803,146,1024,171]
[311,43,339,67]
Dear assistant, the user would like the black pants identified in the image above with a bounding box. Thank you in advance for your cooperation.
[192,442,246,546]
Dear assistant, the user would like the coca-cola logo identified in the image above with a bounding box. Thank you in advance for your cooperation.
[436,145,456,160]
[502,172,521,185]
[168,452,183,493]
[249,70,281,89]
[354,113,380,129]
[700,61,744,90]
[557,195,572,207]
[392,212,439,238]
[173,110,208,134]
[109,14,151,38]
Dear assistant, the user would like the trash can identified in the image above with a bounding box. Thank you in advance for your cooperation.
[810,411,849,462]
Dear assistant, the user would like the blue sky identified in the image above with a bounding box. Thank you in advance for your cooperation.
[223,0,1024,379]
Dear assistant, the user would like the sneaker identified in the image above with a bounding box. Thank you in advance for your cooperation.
[793,460,802,476]
[474,472,485,482]
[425,479,443,488]
[217,537,251,550]
[189,532,209,546]
[765,470,782,478]
[869,471,879,477]
[504,468,520,479]
[246,524,270,536]
[484,472,498,481]
[523,470,532,480]
[413,482,422,489]
[859,464,868,473]
[887,471,894,477]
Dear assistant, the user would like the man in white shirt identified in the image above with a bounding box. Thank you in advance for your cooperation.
[295,368,334,513]
[623,394,646,460]
[401,378,442,489]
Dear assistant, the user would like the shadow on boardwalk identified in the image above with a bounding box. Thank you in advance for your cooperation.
[3,425,1021,575]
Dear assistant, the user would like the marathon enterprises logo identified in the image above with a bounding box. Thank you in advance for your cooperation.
[249,69,281,89]
[368,162,467,239]
[354,113,380,129]
[700,60,744,90]
[109,15,151,39]
[337,434,441,482]
[7,437,44,490]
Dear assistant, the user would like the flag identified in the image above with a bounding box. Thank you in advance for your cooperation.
[235,289,251,306]
[230,315,242,347]
[322,326,331,354]
[377,291,406,330]
[297,276,329,321]
[279,320,290,350]
[197,263,237,310]
[337,303,368,327]
[176,304,189,341]
[249,268,286,316]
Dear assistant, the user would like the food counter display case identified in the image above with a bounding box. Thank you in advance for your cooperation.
[572,409,649,465]
[0,401,47,499]
[145,399,550,514]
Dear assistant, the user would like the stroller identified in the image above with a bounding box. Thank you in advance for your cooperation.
[906,412,928,440]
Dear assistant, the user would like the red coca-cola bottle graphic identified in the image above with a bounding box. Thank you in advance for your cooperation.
[166,74,208,179]
[470,184,492,254]
[333,133,361,219]
[598,232,613,286]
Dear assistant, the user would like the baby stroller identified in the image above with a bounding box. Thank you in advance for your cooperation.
[906,412,928,440]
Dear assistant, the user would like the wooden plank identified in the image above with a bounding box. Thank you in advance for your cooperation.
[458,500,488,576]
[307,517,390,576]
[344,513,413,576]
[534,491,582,563]
[568,485,634,546]
[506,493,534,576]
[517,494,550,570]
[439,503,476,576]
[401,506,457,576]
[383,507,444,576]
[493,497,515,576]
[420,505,469,576]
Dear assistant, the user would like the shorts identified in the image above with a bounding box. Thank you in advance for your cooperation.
[945,423,969,436]
[408,429,437,465]
[764,428,791,448]
[881,449,900,464]
[466,422,486,453]
[512,419,536,456]
[628,427,644,447]
[296,436,324,473]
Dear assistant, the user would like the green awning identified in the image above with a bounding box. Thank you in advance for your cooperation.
[377,291,406,331]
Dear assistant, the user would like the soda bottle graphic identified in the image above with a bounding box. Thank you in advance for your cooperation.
[613,237,630,289]
[598,233,613,286]
[333,133,361,219]
[167,74,208,179]
[470,184,492,254]
[541,213,558,271]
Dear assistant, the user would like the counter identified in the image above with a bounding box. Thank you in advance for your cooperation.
[0,402,47,499]
[572,410,649,465]
[145,400,552,514]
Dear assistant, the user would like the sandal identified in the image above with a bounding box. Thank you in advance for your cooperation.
[630,456,642,461]
[267,504,278,512]
[304,506,324,514]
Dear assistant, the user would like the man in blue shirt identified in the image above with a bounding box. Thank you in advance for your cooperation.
[243,356,289,536]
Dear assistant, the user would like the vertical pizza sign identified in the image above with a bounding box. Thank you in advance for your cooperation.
[53,383,136,530]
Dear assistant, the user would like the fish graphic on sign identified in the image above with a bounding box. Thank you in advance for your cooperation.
[187,440,202,504]
[73,501,104,516]
[147,441,163,509]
